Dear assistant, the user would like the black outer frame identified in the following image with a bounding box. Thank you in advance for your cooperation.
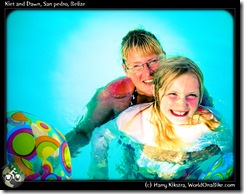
[2,0,241,191]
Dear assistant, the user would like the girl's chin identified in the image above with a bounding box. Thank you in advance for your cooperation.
[170,119,188,125]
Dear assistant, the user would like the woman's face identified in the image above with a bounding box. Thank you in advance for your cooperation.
[159,72,200,125]
[123,50,160,96]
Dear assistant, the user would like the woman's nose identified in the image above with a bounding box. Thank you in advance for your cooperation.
[143,64,155,76]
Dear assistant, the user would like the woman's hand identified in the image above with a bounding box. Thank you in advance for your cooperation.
[65,130,90,158]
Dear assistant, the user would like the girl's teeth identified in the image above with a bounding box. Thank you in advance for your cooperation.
[173,111,186,116]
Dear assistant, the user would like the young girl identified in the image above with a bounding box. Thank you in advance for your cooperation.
[88,56,233,180]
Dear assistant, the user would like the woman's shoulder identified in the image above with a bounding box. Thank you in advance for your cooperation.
[105,77,135,98]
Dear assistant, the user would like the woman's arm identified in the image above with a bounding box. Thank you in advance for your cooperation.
[65,87,115,157]
[87,119,119,180]
[65,77,133,157]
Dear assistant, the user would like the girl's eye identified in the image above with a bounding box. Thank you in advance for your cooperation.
[167,93,178,99]
[187,94,198,99]
[189,94,198,97]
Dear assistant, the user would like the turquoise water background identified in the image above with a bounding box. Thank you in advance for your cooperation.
[6,10,234,180]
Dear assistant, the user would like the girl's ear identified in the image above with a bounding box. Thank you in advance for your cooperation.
[152,84,155,97]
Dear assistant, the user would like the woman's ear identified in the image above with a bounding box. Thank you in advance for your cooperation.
[122,63,130,78]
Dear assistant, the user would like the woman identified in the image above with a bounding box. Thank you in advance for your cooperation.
[88,56,233,180]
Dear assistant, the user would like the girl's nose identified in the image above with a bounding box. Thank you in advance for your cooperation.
[176,97,188,108]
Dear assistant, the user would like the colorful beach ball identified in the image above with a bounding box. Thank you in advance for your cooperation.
[198,152,233,180]
[5,110,72,180]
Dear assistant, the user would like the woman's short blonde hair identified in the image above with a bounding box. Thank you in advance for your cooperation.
[121,28,166,62]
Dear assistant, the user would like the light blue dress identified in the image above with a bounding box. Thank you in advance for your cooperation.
[88,103,234,180]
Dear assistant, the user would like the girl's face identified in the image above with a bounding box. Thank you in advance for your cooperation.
[159,72,200,125]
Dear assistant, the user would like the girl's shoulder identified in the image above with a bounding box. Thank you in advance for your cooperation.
[116,103,154,144]
[117,103,152,127]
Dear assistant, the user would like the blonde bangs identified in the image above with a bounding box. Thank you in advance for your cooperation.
[122,37,164,60]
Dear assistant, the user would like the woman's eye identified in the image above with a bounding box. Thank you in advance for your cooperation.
[150,59,157,64]
[133,65,141,69]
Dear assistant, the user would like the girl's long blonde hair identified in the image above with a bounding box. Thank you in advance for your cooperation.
[151,56,219,151]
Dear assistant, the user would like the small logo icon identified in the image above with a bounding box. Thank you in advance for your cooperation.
[2,163,25,188]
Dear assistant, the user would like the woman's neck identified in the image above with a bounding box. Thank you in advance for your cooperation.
[136,93,154,104]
